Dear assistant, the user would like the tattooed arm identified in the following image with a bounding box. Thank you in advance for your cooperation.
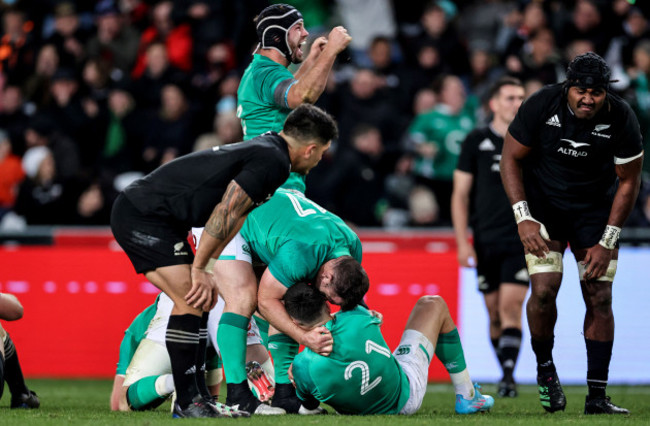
[187,180,255,310]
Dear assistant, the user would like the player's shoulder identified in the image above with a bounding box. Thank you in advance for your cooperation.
[464,127,492,144]
[605,91,637,119]
[527,83,563,106]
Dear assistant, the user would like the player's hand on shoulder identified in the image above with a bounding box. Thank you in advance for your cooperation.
[582,244,613,281]
[518,220,550,258]
[369,310,383,325]
[326,26,351,53]
[187,267,218,311]
[302,326,333,356]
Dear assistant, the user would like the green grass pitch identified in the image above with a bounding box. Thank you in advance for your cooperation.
[1,380,649,425]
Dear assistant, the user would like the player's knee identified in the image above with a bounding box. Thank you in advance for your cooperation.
[587,293,613,316]
[417,295,448,314]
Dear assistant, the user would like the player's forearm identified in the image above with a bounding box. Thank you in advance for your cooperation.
[289,49,337,106]
[607,177,641,228]
[499,154,526,205]
[194,182,253,269]
[258,297,305,343]
[451,192,471,246]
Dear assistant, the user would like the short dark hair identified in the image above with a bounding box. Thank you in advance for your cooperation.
[284,282,328,325]
[283,104,338,145]
[330,256,369,311]
[488,76,523,100]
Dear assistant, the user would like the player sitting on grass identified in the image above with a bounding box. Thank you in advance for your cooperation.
[286,283,494,415]
[110,293,278,415]
[0,292,40,409]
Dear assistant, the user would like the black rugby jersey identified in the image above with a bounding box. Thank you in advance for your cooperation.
[123,132,291,227]
[508,84,643,210]
[457,126,520,245]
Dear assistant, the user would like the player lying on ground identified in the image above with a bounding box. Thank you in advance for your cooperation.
[0,292,40,409]
[286,283,494,415]
[110,293,277,415]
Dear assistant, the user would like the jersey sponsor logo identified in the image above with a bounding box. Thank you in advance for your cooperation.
[560,139,590,148]
[592,124,611,139]
[174,242,189,256]
[478,138,496,151]
[395,345,411,355]
[545,114,561,127]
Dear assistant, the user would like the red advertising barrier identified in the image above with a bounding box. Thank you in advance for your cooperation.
[0,232,459,380]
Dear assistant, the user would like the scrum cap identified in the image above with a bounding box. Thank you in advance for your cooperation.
[255,4,304,61]
[565,52,614,90]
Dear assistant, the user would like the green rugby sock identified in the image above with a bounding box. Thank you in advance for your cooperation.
[126,375,168,411]
[218,313,249,384]
[268,334,299,385]
[435,328,474,399]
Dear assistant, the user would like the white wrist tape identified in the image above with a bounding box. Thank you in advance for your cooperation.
[512,201,532,224]
[599,225,621,250]
[512,201,550,240]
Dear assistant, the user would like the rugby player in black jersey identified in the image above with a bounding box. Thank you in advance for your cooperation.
[501,52,643,415]
[452,77,527,398]
[110,104,336,418]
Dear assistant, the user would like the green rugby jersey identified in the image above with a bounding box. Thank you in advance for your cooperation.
[292,307,411,414]
[116,294,160,375]
[408,101,477,180]
[237,54,295,140]
[240,186,361,288]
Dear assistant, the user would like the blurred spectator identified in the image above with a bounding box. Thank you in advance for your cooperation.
[193,111,242,152]
[462,48,505,110]
[24,114,80,180]
[556,0,609,55]
[97,84,143,176]
[0,7,37,84]
[408,184,439,226]
[172,0,246,65]
[131,1,193,78]
[606,6,650,84]
[141,84,193,171]
[626,40,650,175]
[335,0,397,67]
[131,41,186,110]
[22,43,59,108]
[313,124,399,227]
[497,1,547,59]
[367,36,409,110]
[41,67,100,169]
[277,0,332,33]
[45,2,91,68]
[14,146,76,224]
[407,1,469,75]
[0,84,30,155]
[459,0,517,53]
[412,87,436,115]
[85,0,140,79]
[333,68,405,152]
[407,74,477,224]
[81,58,111,105]
[508,27,562,85]
[0,130,24,219]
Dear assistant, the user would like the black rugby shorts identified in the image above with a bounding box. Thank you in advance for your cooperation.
[475,242,529,294]
[110,193,194,274]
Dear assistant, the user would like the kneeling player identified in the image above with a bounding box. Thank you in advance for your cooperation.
[287,283,494,415]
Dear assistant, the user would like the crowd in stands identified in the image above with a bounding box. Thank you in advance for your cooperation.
[0,0,649,229]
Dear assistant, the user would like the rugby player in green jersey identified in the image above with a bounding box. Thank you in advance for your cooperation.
[194,179,368,414]
[286,283,495,415]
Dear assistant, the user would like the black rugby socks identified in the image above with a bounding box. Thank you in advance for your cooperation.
[166,314,201,407]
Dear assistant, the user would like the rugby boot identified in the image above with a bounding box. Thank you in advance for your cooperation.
[207,397,251,418]
[455,383,495,414]
[584,395,630,415]
[10,390,40,409]
[497,377,518,398]
[172,395,219,418]
[537,371,566,413]
[226,382,285,415]
[271,383,302,413]
[246,361,275,402]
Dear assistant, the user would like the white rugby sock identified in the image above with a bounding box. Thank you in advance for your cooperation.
[449,369,474,399]
[155,374,175,396]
